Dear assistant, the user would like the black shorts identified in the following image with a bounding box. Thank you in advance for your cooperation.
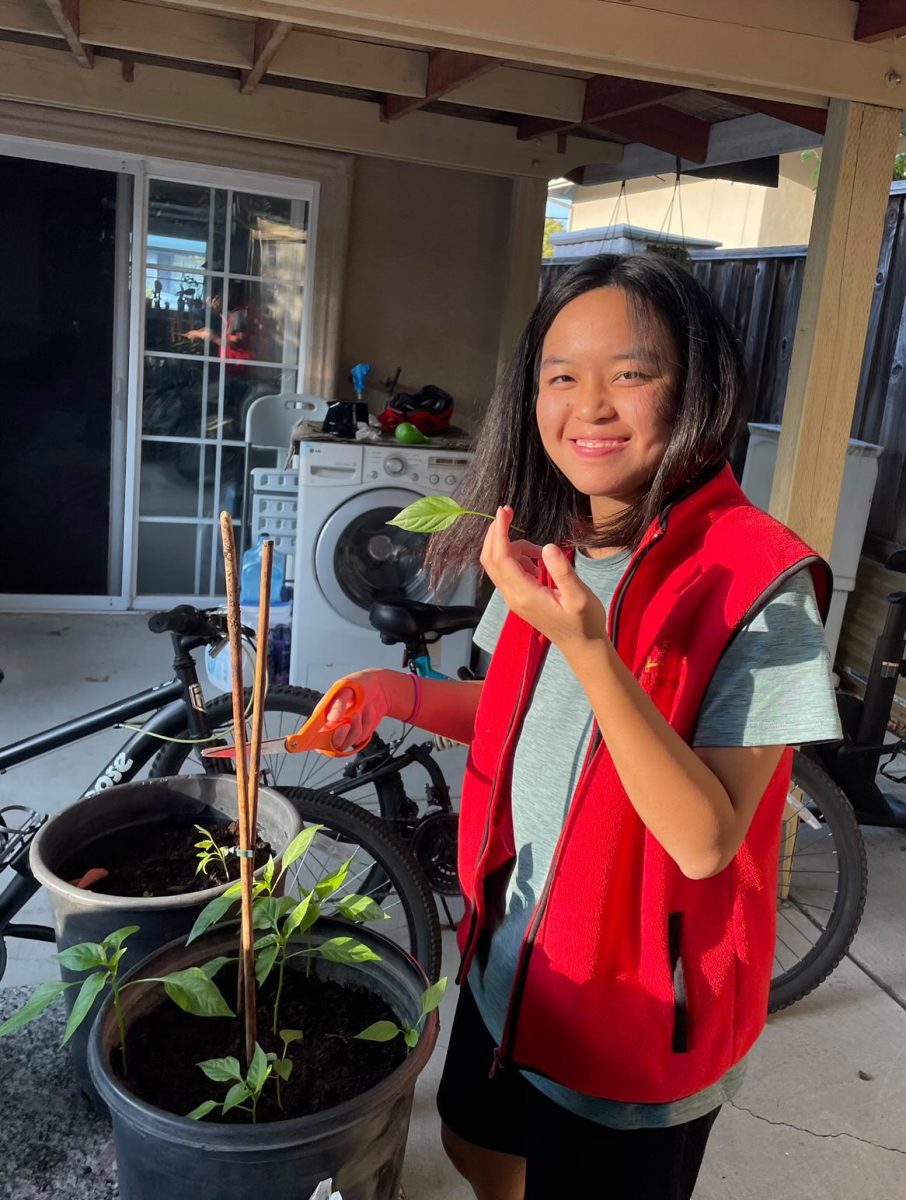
[436,983,721,1200]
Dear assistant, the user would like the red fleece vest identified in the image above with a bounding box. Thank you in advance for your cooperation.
[456,463,832,1103]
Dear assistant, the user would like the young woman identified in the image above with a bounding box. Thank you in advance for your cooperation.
[322,255,842,1199]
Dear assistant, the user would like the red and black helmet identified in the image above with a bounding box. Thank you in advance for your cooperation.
[377,385,454,435]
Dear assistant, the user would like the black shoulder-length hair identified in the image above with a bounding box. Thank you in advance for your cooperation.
[425,252,748,582]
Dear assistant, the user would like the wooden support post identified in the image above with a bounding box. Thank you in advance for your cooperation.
[768,98,902,559]
[496,176,547,376]
[45,0,93,68]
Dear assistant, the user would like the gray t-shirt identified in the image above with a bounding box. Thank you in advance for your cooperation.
[467,549,842,1129]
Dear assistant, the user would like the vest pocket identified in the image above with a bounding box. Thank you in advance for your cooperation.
[668,911,689,1053]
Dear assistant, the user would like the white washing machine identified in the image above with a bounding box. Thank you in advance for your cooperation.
[289,440,476,696]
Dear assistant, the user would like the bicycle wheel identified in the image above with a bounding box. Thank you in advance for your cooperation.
[769,750,867,1012]
[149,685,411,827]
[279,786,441,981]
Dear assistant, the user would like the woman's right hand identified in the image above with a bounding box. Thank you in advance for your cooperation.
[320,669,402,753]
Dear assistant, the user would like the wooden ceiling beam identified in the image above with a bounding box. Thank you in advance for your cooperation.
[381,48,500,120]
[854,0,906,42]
[711,91,828,134]
[44,0,92,68]
[518,73,685,140]
[240,18,292,94]
[593,105,712,163]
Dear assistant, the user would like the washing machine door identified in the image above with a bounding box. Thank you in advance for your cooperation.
[314,487,446,629]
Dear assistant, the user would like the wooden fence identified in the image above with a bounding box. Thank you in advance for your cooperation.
[540,180,906,556]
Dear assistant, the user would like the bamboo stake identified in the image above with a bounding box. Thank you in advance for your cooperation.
[247,539,273,841]
[219,511,257,1066]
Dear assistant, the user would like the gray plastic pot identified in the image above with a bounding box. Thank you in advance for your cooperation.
[88,918,438,1200]
[29,774,302,1105]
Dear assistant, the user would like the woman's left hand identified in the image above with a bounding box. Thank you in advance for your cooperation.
[480,507,610,655]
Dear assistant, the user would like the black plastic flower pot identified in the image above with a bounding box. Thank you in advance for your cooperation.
[29,774,302,1106]
[88,918,438,1200]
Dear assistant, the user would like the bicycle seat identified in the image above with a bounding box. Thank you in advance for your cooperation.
[369,600,483,644]
[886,548,906,574]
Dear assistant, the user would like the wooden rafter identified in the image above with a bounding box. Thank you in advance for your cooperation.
[519,75,686,140]
[240,18,292,94]
[44,0,92,68]
[594,104,711,162]
[711,92,828,135]
[381,48,500,120]
[854,0,906,42]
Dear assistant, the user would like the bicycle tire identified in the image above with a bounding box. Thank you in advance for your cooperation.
[148,684,410,828]
[279,786,442,981]
[769,751,867,1013]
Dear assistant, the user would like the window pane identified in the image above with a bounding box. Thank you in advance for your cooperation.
[219,364,294,442]
[140,442,201,517]
[229,192,307,281]
[137,522,199,595]
[147,181,226,273]
[143,358,220,438]
[145,271,223,355]
[224,280,304,365]
[204,445,245,520]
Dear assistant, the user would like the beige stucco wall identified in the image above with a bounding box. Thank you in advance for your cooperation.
[340,155,512,432]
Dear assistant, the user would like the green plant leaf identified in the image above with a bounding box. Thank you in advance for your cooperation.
[255,942,280,987]
[247,1043,269,1093]
[292,897,321,936]
[283,892,314,936]
[199,955,233,980]
[155,968,235,1018]
[315,937,381,965]
[222,1081,251,1114]
[253,895,296,931]
[420,977,448,1016]
[354,1020,400,1043]
[197,1056,243,1083]
[279,1028,304,1048]
[61,972,107,1047]
[280,824,323,870]
[187,892,238,944]
[0,981,72,1038]
[186,1099,219,1121]
[54,942,107,972]
[403,1027,419,1049]
[108,947,128,972]
[314,859,352,901]
[333,894,388,924]
[102,925,140,952]
[387,495,466,534]
[263,857,275,889]
[273,1059,293,1082]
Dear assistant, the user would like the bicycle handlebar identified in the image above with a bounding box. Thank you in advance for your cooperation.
[147,605,221,638]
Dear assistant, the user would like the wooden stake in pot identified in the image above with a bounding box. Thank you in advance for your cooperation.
[219,511,257,1065]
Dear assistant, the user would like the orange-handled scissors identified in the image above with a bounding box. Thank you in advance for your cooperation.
[201,677,369,760]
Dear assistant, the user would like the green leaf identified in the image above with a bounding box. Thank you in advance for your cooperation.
[102,926,140,952]
[333,894,388,924]
[255,942,280,987]
[0,981,72,1038]
[199,955,233,980]
[280,824,322,870]
[155,968,235,1018]
[108,947,128,972]
[247,1043,269,1093]
[252,895,296,931]
[420,977,448,1016]
[273,1059,293,1082]
[197,1056,243,1083]
[292,897,321,936]
[263,857,275,890]
[403,1027,419,1049]
[314,859,352,901]
[279,1028,304,1048]
[187,892,238,944]
[387,495,466,534]
[283,892,314,936]
[61,972,107,1047]
[186,1099,219,1121]
[54,942,107,972]
[315,937,381,965]
[222,1081,251,1114]
[354,1020,400,1043]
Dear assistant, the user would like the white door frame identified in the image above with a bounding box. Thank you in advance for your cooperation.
[0,135,319,613]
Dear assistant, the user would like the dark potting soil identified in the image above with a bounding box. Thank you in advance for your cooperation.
[122,967,407,1122]
[58,815,273,897]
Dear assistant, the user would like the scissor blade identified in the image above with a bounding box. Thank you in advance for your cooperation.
[201,737,290,759]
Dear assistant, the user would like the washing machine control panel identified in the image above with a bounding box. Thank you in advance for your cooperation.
[362,446,472,495]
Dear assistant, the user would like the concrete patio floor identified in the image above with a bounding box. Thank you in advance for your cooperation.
[1,613,905,1198]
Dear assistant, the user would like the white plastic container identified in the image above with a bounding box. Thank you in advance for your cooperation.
[740,423,884,661]
[204,602,292,693]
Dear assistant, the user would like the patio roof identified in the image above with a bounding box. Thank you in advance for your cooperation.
[2,1,905,181]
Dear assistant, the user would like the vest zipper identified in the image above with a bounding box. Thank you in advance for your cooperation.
[491,521,669,1077]
[456,646,536,986]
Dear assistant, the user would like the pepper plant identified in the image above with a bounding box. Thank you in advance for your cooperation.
[388,495,524,534]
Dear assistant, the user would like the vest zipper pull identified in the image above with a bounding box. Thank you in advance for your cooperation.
[489,1046,504,1080]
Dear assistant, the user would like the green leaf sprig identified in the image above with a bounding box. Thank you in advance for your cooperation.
[194,824,231,885]
[355,976,447,1052]
[188,1033,301,1122]
[388,496,524,535]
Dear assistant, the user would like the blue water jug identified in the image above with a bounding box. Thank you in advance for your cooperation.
[240,534,286,605]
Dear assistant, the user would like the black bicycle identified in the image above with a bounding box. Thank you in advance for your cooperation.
[0,605,440,984]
